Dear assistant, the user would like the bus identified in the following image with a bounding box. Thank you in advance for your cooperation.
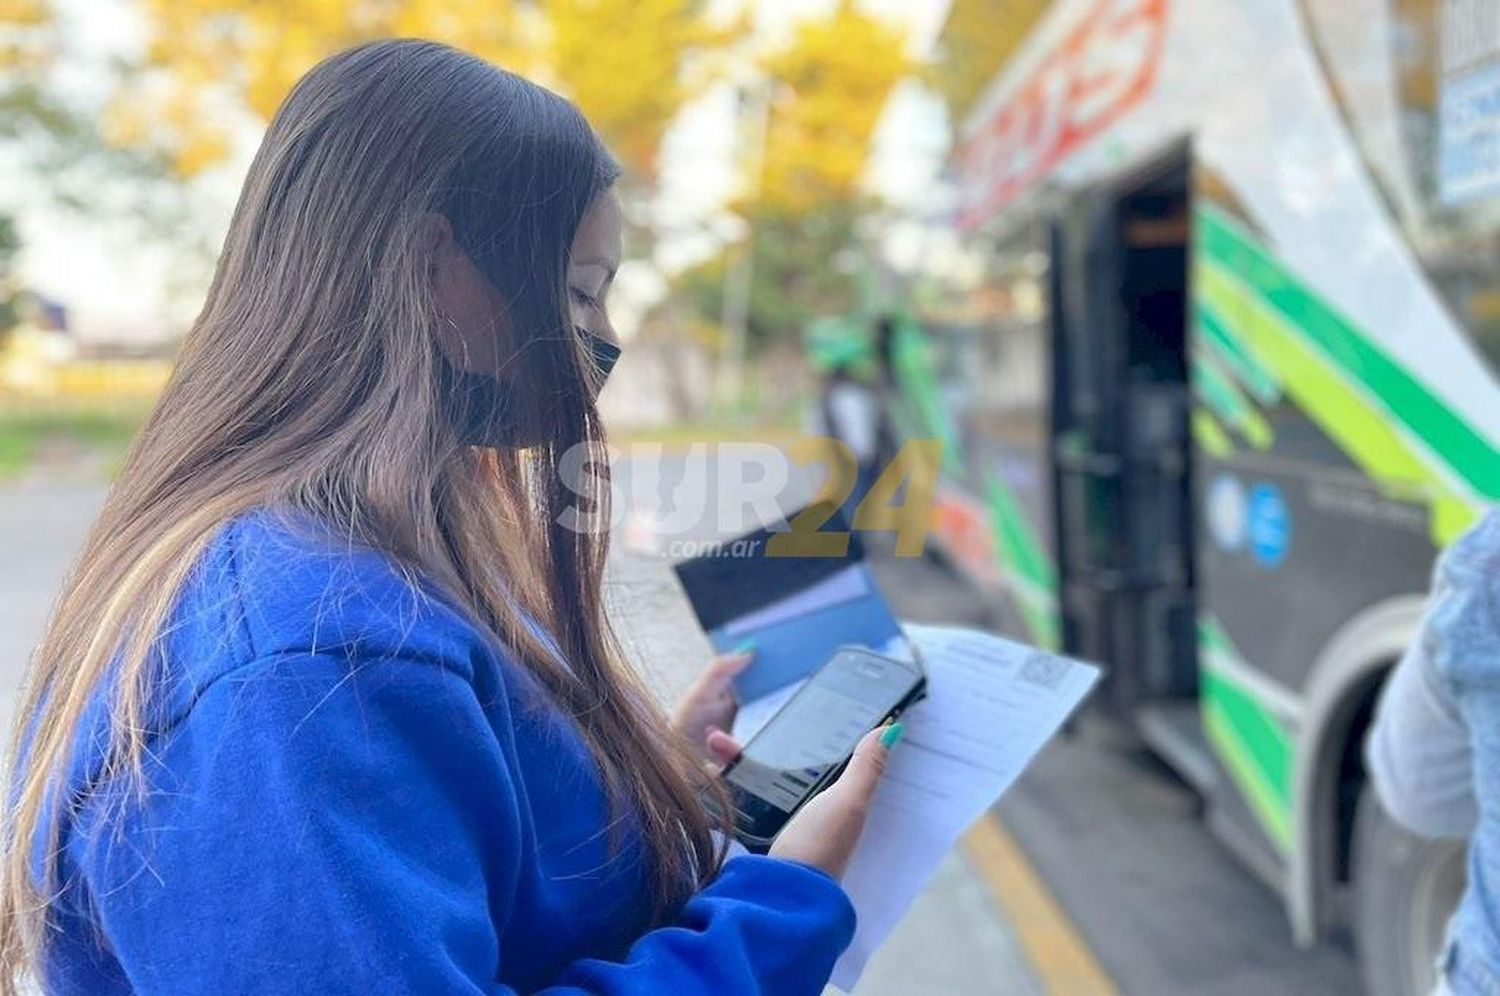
[898,1,1500,992]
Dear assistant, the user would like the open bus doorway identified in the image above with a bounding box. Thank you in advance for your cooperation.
[1051,148,1201,752]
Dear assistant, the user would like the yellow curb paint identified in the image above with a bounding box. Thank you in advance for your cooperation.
[961,814,1118,996]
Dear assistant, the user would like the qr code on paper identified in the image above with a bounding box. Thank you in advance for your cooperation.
[1019,652,1071,690]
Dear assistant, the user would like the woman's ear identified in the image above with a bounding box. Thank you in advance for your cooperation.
[417,212,456,269]
[420,211,514,375]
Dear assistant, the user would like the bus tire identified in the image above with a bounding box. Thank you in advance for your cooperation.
[1353,784,1466,996]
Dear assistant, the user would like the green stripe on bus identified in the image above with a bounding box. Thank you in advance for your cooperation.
[1199,279,1482,543]
[985,472,1061,649]
[1199,618,1295,851]
[1197,205,1500,499]
[1198,269,1443,496]
[1192,353,1274,449]
[984,472,1057,590]
[892,318,963,476]
[1196,305,1281,404]
[1192,410,1234,457]
[1203,697,1293,852]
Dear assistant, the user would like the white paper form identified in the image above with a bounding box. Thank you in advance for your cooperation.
[731,623,1101,992]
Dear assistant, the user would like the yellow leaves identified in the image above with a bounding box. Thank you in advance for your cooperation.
[386,1,536,73]
[170,127,235,177]
[0,0,54,73]
[756,0,912,214]
[240,15,343,121]
[102,0,533,177]
[90,0,919,209]
[104,0,724,181]
[542,0,728,181]
[101,69,234,176]
[0,0,47,31]
[933,0,1048,119]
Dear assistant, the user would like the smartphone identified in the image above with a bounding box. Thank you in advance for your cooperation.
[718,645,927,852]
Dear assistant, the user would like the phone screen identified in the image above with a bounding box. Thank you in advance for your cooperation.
[722,647,924,842]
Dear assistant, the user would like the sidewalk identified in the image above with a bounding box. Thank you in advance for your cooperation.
[606,545,1050,995]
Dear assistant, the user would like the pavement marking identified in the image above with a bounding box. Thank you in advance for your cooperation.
[962,813,1118,996]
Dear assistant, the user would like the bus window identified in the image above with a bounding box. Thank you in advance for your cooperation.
[1302,0,1500,371]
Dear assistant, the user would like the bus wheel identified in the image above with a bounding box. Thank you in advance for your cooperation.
[1353,785,1466,996]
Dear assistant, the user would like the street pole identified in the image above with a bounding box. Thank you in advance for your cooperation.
[715,79,773,408]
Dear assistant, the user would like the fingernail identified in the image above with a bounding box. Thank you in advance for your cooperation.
[880,722,905,749]
[731,640,757,656]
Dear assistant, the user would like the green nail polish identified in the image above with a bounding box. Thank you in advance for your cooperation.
[880,722,905,748]
[732,640,757,656]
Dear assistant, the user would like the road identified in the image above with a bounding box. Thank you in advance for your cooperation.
[0,480,110,735]
[0,474,1363,993]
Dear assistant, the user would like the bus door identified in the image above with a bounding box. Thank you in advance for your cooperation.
[1051,151,1198,728]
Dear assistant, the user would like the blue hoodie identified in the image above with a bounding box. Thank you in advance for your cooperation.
[40,509,855,994]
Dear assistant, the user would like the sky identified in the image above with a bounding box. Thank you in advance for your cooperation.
[4,0,958,344]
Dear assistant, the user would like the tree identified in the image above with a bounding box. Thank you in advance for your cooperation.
[95,0,728,184]
[681,199,868,351]
[1,0,50,71]
[0,215,20,349]
[544,0,732,184]
[755,0,912,214]
[5,0,739,315]
[99,1,536,177]
[697,1,913,357]
[3,0,201,248]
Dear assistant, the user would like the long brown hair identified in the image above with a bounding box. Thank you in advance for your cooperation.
[1,39,723,987]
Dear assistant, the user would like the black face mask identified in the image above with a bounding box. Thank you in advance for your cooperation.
[447,326,621,449]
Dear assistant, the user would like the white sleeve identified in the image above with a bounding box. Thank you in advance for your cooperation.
[1366,630,1477,838]
[1368,512,1500,839]
[828,385,878,462]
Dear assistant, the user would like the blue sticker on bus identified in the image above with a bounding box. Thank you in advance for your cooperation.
[1247,482,1290,568]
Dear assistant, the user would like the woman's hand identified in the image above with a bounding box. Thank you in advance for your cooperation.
[770,723,903,880]
[670,645,755,761]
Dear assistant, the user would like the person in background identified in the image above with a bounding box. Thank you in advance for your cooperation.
[872,313,903,474]
[0,40,902,995]
[1367,509,1500,995]
[820,360,882,524]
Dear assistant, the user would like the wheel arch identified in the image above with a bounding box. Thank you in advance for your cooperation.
[1288,594,1426,945]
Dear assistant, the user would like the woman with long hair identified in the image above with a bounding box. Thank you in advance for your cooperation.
[0,40,895,994]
